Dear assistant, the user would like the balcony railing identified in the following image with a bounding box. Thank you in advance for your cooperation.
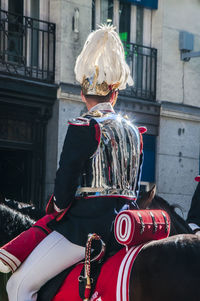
[122,42,157,101]
[0,9,55,82]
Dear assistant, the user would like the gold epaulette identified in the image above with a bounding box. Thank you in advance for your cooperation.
[82,110,103,118]
[68,116,90,126]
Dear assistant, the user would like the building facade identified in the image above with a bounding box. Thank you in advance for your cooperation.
[0,0,57,208]
[153,0,200,215]
[0,0,199,216]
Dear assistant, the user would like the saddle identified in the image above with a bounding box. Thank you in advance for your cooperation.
[38,209,170,301]
[37,244,144,301]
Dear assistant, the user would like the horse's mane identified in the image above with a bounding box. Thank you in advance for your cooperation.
[0,203,34,245]
[1,199,44,220]
[150,195,193,235]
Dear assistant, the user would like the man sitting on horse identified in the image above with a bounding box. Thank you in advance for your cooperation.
[6,25,143,301]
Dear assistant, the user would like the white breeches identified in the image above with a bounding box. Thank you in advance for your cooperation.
[6,231,85,301]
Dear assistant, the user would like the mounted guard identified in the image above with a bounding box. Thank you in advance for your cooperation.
[2,24,143,301]
[0,24,171,301]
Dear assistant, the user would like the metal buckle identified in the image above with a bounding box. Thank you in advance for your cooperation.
[137,212,145,234]
[162,211,169,233]
[150,211,158,233]
[78,275,93,284]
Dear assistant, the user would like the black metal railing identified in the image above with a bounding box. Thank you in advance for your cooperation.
[0,9,55,82]
[122,42,157,101]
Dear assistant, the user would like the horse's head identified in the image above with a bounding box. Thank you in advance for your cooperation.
[137,185,156,209]
[137,186,193,236]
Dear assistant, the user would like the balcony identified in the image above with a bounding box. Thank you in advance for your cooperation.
[0,9,55,83]
[122,42,157,101]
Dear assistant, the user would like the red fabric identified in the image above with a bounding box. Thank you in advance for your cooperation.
[114,209,170,247]
[33,213,57,232]
[139,133,143,154]
[85,287,91,298]
[0,213,56,271]
[45,195,72,221]
[52,245,145,301]
[2,228,48,267]
[195,176,200,182]
[138,126,147,154]
[55,203,72,221]
[52,251,123,301]
[45,194,55,214]
[138,126,147,134]
[94,123,101,145]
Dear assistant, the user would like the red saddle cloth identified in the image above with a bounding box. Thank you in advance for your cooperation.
[0,195,70,273]
[0,213,56,272]
[53,244,145,301]
[114,209,170,247]
[53,210,170,301]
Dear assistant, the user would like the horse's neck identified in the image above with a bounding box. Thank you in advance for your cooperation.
[169,211,193,235]
[151,198,192,235]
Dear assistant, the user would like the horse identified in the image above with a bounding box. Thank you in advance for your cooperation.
[130,234,200,301]
[129,186,200,301]
[137,185,194,235]
[0,189,193,247]
[0,195,200,301]
[45,187,197,301]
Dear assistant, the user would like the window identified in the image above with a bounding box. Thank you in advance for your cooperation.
[136,5,144,44]
[141,135,156,183]
[92,0,113,30]
[100,0,113,24]
[92,0,96,30]
[30,0,39,67]
[90,1,156,101]
[8,0,23,62]
[92,1,145,44]
[119,1,131,43]
[8,0,23,15]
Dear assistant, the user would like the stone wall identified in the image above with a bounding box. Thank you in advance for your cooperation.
[156,103,200,216]
[152,0,200,215]
[45,0,92,199]
[50,0,92,84]
[153,0,200,106]
[45,0,200,213]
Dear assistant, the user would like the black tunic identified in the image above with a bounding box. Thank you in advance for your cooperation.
[187,182,200,227]
[48,116,136,248]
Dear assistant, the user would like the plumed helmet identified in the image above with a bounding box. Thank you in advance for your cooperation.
[74,24,133,96]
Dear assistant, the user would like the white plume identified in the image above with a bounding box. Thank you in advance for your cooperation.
[74,24,133,91]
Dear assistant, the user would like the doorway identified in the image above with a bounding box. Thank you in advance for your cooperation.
[0,148,32,203]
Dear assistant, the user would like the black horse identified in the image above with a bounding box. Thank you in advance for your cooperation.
[137,185,193,235]
[0,195,200,301]
[128,186,200,300]
[0,190,193,247]
[131,233,200,301]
